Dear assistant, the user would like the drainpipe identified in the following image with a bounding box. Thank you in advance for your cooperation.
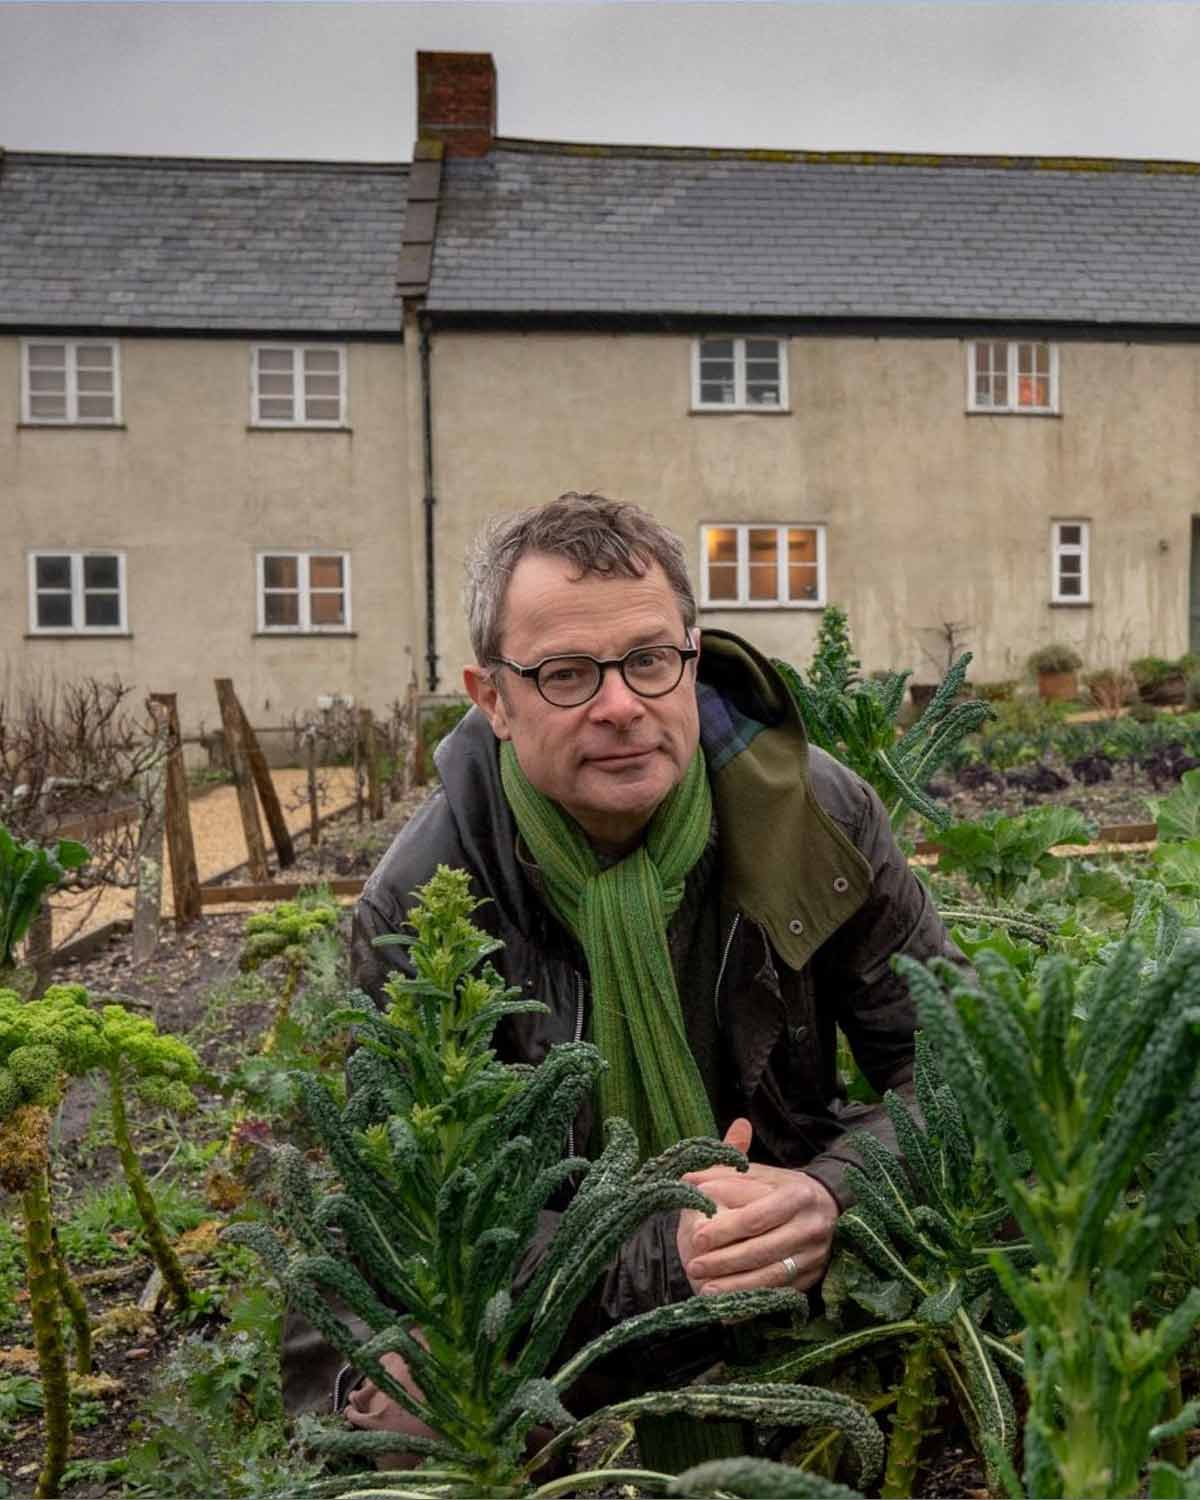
[419,315,439,693]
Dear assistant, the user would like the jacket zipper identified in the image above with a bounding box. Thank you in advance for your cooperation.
[566,970,585,1159]
[714,913,740,1027]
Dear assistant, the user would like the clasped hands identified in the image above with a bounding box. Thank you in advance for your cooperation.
[677,1117,839,1295]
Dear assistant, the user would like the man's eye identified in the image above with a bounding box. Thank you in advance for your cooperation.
[544,664,584,685]
[629,649,669,670]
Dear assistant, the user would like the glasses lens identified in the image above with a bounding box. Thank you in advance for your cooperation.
[536,656,602,706]
[623,646,684,697]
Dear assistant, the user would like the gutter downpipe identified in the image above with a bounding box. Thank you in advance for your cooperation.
[419,313,439,693]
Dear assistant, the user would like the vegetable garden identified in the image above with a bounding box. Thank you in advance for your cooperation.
[7,613,1200,1499]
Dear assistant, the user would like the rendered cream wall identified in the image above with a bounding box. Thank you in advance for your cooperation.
[2,337,413,739]
[427,331,1200,687]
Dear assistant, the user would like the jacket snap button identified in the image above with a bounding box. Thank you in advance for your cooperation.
[788,917,804,935]
[833,876,850,894]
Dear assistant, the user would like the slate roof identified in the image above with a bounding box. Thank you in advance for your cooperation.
[0,152,408,333]
[427,142,1200,325]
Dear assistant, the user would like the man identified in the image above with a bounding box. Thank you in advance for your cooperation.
[333,493,956,1436]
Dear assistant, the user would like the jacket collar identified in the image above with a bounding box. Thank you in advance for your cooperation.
[698,630,871,969]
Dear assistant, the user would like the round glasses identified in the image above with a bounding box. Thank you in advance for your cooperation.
[491,638,698,708]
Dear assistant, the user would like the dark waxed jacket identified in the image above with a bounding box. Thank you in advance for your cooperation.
[347,629,959,1351]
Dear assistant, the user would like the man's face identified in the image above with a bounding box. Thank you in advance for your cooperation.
[464,553,701,852]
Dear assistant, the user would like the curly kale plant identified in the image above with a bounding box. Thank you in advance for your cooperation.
[774,606,992,834]
[240,887,340,1056]
[228,867,885,1498]
[0,821,88,978]
[899,939,1200,1499]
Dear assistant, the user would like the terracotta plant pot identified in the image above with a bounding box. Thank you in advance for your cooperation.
[1038,670,1078,702]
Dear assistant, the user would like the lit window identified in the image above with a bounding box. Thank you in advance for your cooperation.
[968,341,1058,413]
[258,552,351,631]
[1052,521,1089,603]
[700,524,825,607]
[692,338,788,410]
[21,341,120,425]
[28,552,126,633]
[252,346,346,426]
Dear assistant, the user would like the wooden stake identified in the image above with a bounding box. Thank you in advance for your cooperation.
[132,706,169,966]
[149,693,201,926]
[236,699,295,869]
[360,708,384,820]
[305,728,320,848]
[412,684,427,787]
[353,711,364,826]
[213,678,269,883]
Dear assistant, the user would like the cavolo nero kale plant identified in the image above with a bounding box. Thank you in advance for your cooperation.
[227,867,886,1499]
[899,937,1200,1499]
[774,606,992,835]
[735,1032,1026,1498]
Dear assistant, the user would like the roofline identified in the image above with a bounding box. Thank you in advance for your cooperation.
[1,148,408,173]
[0,322,405,342]
[420,310,1200,342]
[491,136,1200,175]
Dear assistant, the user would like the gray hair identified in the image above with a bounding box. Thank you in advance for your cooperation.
[464,492,697,664]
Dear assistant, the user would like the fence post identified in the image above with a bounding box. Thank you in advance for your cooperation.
[360,708,384,821]
[214,678,270,883]
[149,692,201,927]
[132,703,170,966]
[237,700,295,869]
[305,727,320,847]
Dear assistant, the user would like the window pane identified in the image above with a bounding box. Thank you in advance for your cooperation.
[84,593,120,627]
[700,381,735,405]
[706,565,738,601]
[1036,343,1050,375]
[789,565,819,601]
[29,394,67,420]
[258,374,294,397]
[83,555,119,589]
[263,556,299,590]
[27,344,66,368]
[748,528,780,601]
[1058,524,1082,546]
[305,397,341,422]
[788,529,817,564]
[310,591,345,626]
[992,372,1008,406]
[77,395,115,420]
[1058,575,1081,597]
[75,345,112,369]
[36,556,71,590]
[1060,555,1081,576]
[264,592,300,627]
[304,349,340,373]
[309,555,343,589]
[37,593,72,628]
[258,348,294,372]
[29,368,66,393]
[699,338,733,361]
[305,373,340,397]
[76,369,112,393]
[745,339,779,363]
[706,528,737,563]
[1017,343,1033,375]
[258,397,294,421]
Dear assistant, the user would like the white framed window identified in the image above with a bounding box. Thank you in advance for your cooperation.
[699,524,826,608]
[967,340,1058,413]
[692,337,788,411]
[257,552,351,632]
[252,345,346,427]
[21,340,120,425]
[28,551,127,633]
[1051,520,1089,603]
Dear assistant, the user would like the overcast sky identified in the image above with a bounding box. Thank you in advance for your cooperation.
[2,1,1199,163]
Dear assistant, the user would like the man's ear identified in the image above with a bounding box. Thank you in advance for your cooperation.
[463,664,513,741]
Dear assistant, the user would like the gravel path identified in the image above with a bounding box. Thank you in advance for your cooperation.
[50,767,360,946]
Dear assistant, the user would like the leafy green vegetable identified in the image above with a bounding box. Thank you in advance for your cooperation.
[0,823,89,968]
[934,807,1095,903]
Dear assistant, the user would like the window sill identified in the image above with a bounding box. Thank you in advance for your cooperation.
[253,631,358,639]
[1049,600,1092,609]
[689,407,791,417]
[18,422,127,431]
[965,409,1061,419]
[246,424,353,434]
[26,631,133,639]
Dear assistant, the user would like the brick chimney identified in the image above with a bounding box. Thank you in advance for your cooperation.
[416,52,497,157]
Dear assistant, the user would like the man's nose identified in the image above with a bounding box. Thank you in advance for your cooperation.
[587,663,645,723]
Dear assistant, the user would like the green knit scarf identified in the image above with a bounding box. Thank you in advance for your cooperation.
[499,741,718,1158]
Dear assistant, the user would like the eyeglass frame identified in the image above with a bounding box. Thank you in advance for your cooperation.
[487,633,699,708]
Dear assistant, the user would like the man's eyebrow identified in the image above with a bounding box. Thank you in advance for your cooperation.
[536,630,680,659]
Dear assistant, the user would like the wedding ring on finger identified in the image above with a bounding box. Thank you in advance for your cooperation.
[780,1255,800,1281]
